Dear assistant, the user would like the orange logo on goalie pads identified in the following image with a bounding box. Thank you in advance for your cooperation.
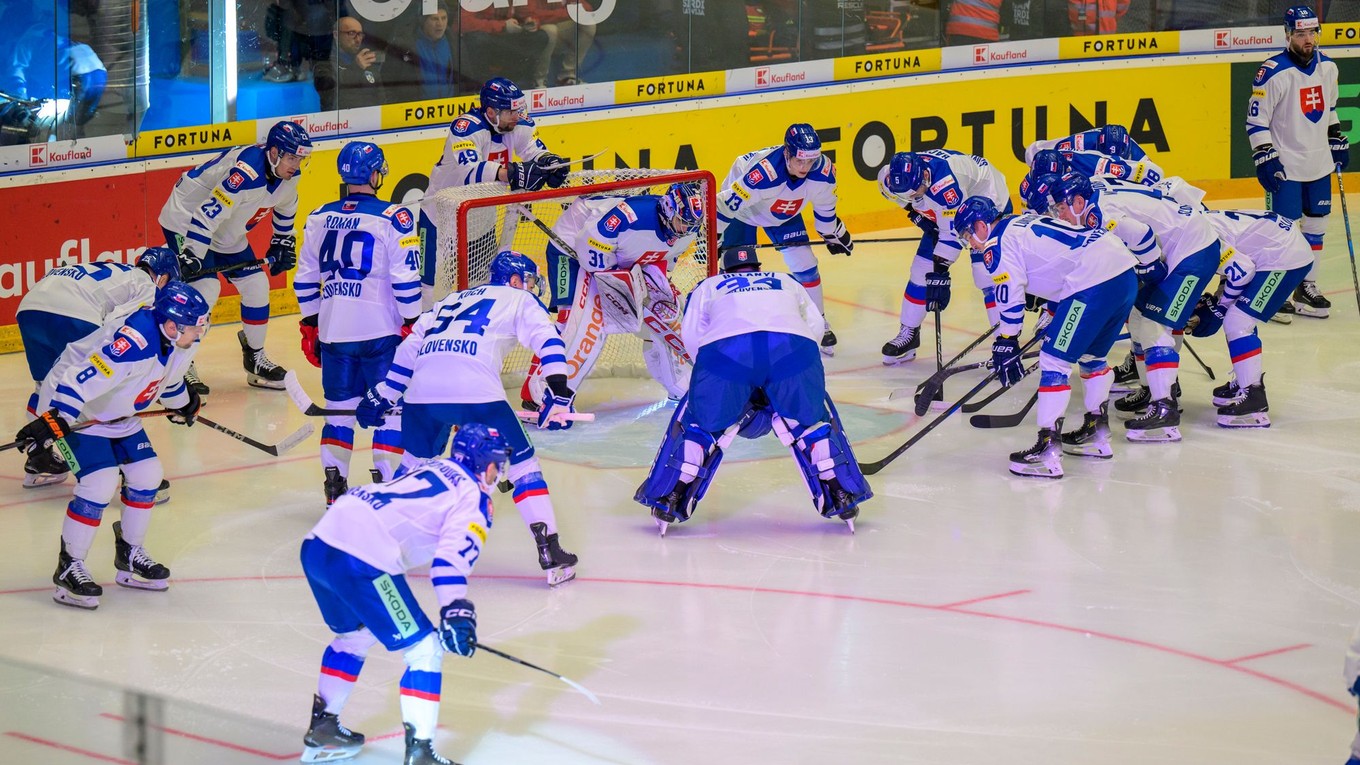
[566,292,605,376]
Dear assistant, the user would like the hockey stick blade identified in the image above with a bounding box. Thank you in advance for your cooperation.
[195,416,314,457]
[1181,339,1215,381]
[283,371,328,416]
[969,391,1039,429]
[476,643,601,705]
[514,411,596,423]
[960,383,1014,414]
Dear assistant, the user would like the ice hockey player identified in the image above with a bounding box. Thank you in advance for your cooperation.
[1246,5,1344,319]
[356,251,579,586]
[523,181,705,405]
[1031,143,1167,188]
[634,245,871,532]
[952,197,1138,478]
[421,77,570,307]
[1025,124,1148,164]
[716,123,851,356]
[295,141,423,505]
[1344,623,1360,765]
[1050,172,1219,443]
[15,247,181,489]
[158,120,313,394]
[19,282,210,609]
[298,424,510,765]
[876,149,1011,364]
[1191,209,1314,427]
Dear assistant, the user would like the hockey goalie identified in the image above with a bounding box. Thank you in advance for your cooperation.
[523,181,705,406]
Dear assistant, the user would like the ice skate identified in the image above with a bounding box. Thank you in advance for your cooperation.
[818,478,860,533]
[531,522,577,586]
[1124,398,1182,442]
[113,521,170,591]
[1060,403,1113,459]
[323,467,348,506]
[1211,379,1241,407]
[155,478,170,504]
[22,447,69,488]
[402,723,458,765]
[1269,300,1295,324]
[301,694,365,763]
[881,324,919,365]
[184,361,210,396]
[1216,375,1270,428]
[1009,420,1064,479]
[1292,280,1330,318]
[52,541,101,609]
[1110,352,1138,393]
[820,324,837,358]
[1114,381,1180,416]
[239,330,287,390]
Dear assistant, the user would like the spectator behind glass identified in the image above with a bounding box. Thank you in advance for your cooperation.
[946,0,1004,43]
[519,0,597,87]
[459,1,551,89]
[1004,0,1072,40]
[384,2,471,103]
[4,8,107,141]
[314,16,383,110]
[1069,0,1129,34]
[265,0,337,83]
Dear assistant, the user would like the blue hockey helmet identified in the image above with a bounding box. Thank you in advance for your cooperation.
[337,141,388,187]
[1054,172,1098,208]
[136,246,181,284]
[450,423,512,481]
[266,120,313,158]
[1097,125,1131,158]
[952,196,1001,240]
[720,245,762,273]
[488,250,542,296]
[1021,173,1062,215]
[659,181,704,238]
[784,123,822,161]
[153,282,210,333]
[884,152,926,196]
[1031,148,1069,177]
[481,77,528,114]
[1284,4,1320,33]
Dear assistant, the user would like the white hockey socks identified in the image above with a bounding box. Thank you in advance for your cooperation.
[399,634,443,740]
[508,459,557,534]
[317,629,376,714]
[234,271,272,349]
[1080,364,1114,414]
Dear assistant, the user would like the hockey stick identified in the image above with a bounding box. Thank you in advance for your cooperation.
[1180,338,1215,381]
[283,372,593,423]
[969,390,1040,429]
[927,303,946,410]
[0,409,177,453]
[862,335,1044,475]
[194,415,313,457]
[512,203,579,258]
[184,258,271,280]
[911,323,1001,416]
[476,643,601,705]
[1336,166,1360,316]
[539,149,609,172]
[887,352,1039,402]
[961,380,1020,414]
[717,235,922,254]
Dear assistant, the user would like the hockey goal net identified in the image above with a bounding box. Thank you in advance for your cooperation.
[426,169,718,383]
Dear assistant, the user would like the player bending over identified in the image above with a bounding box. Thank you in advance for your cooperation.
[357,252,580,586]
[954,198,1138,478]
[877,149,1011,364]
[716,123,851,356]
[1192,210,1314,427]
[635,245,871,533]
[15,247,180,490]
[1024,124,1148,165]
[158,119,313,394]
[18,283,209,609]
[295,141,422,505]
[523,181,704,405]
[298,425,510,765]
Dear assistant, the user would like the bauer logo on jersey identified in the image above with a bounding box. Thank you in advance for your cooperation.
[1299,86,1325,123]
[771,199,803,217]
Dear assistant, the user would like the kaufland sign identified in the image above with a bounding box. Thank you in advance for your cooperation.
[1214,29,1279,48]
[755,66,811,88]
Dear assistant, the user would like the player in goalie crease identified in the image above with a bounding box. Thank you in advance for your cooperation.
[522,181,705,407]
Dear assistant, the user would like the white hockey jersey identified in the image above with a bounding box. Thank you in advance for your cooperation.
[681,271,824,358]
[981,214,1137,337]
[1203,210,1313,282]
[878,149,1008,248]
[1064,150,1164,187]
[716,146,840,237]
[558,195,696,273]
[377,284,565,405]
[38,307,195,439]
[309,458,491,607]
[295,194,424,344]
[1081,178,1217,269]
[427,111,550,196]
[17,262,156,326]
[1025,130,1149,164]
[158,144,300,255]
[1246,50,1340,182]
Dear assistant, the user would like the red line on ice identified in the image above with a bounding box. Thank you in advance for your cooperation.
[4,731,136,764]
[1220,643,1313,665]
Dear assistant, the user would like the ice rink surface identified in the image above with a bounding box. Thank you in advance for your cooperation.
[1,201,1358,764]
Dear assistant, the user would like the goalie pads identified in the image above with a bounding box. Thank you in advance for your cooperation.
[771,399,872,519]
[634,397,723,523]
[639,264,692,399]
[593,269,646,334]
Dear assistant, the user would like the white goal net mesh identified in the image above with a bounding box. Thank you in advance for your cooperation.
[427,169,718,383]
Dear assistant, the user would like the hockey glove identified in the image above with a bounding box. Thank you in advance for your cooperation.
[1024,293,1049,312]
[538,375,576,431]
[438,598,477,657]
[177,241,206,277]
[822,218,853,256]
[267,234,297,277]
[15,410,71,455]
[299,315,321,368]
[1189,294,1227,338]
[400,317,417,339]
[534,152,570,188]
[1035,306,1056,334]
[924,264,951,312]
[1331,125,1351,171]
[1252,144,1286,194]
[355,388,394,429]
[1133,258,1168,288]
[507,160,550,192]
[990,335,1024,388]
[167,384,202,427]
[905,204,937,236]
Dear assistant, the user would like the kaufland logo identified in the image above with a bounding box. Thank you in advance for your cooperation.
[1214,29,1274,48]
[974,46,988,64]
[531,89,547,110]
[754,66,808,89]
[973,45,1029,64]
[529,89,585,110]
[288,114,349,134]
[28,144,92,166]
[30,145,45,166]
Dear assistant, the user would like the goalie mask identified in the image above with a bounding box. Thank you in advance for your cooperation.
[488,250,543,297]
[659,182,703,241]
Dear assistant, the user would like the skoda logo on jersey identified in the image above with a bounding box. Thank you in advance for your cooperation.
[1299,85,1325,123]
[771,199,803,217]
